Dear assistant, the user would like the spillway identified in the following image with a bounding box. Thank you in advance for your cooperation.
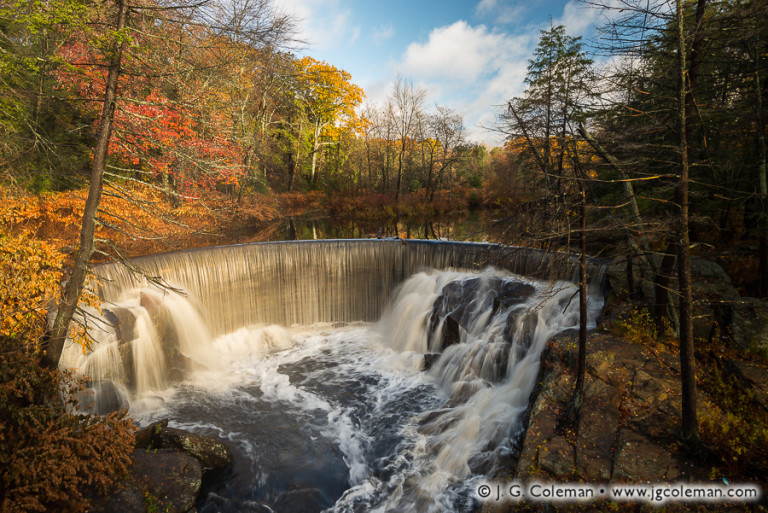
[58,239,605,513]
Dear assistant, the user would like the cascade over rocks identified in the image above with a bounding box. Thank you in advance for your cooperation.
[60,240,607,512]
[103,306,136,344]
[427,277,535,351]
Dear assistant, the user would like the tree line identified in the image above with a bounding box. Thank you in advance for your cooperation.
[495,0,767,444]
[0,0,491,202]
[4,0,767,459]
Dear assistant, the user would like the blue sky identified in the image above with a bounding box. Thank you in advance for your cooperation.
[275,0,611,145]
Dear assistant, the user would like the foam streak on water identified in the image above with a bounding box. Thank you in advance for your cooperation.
[58,242,604,513]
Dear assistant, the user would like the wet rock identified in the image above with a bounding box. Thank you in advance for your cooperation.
[505,311,538,355]
[515,360,572,480]
[88,380,129,414]
[90,449,201,513]
[417,408,452,426]
[422,353,440,371]
[156,427,232,469]
[135,420,232,469]
[427,277,535,351]
[446,379,490,407]
[469,442,517,477]
[493,281,536,313]
[141,291,178,349]
[273,488,327,513]
[441,315,463,349]
[135,419,169,449]
[417,409,460,436]
[104,306,137,344]
[118,341,136,390]
[165,350,196,383]
[486,342,511,382]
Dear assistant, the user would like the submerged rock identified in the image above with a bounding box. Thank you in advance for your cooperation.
[273,488,328,513]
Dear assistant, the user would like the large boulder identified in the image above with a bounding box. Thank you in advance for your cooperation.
[103,306,137,344]
[135,419,232,470]
[155,427,233,469]
[427,277,534,351]
[728,359,768,412]
[83,380,128,415]
[90,449,201,513]
[724,297,768,353]
[691,257,734,284]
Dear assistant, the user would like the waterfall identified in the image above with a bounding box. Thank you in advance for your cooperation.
[57,239,605,512]
[340,268,603,512]
[90,240,605,335]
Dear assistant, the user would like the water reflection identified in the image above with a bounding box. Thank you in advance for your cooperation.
[246,210,497,243]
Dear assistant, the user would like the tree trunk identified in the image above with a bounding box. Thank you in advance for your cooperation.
[289,120,303,191]
[310,123,320,187]
[44,0,128,368]
[755,39,768,296]
[575,190,588,406]
[675,0,699,442]
[395,142,404,202]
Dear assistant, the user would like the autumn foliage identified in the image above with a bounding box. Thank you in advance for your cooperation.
[0,346,136,513]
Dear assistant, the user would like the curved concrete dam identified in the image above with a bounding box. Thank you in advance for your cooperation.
[60,239,606,513]
[90,239,606,334]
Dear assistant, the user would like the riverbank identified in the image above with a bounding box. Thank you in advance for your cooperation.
[3,183,768,512]
[481,304,768,513]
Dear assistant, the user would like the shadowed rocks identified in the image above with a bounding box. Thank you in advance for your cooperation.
[427,277,535,351]
[92,420,231,513]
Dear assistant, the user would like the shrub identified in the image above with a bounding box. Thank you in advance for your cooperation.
[0,234,63,353]
[607,307,659,348]
[0,342,136,513]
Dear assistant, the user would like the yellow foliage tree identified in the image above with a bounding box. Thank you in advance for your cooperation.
[295,57,365,185]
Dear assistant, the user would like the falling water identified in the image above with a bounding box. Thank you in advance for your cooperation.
[58,240,605,513]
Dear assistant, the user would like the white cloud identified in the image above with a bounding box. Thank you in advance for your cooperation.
[274,0,359,51]
[390,20,534,144]
[400,21,510,83]
[274,0,614,146]
[555,0,600,37]
[349,26,361,45]
[475,0,499,15]
[475,0,527,25]
[372,24,395,45]
[555,0,632,38]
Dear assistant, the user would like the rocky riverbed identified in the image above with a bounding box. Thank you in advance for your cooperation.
[482,328,768,513]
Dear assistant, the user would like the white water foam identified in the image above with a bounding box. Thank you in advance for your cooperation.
[61,266,602,513]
